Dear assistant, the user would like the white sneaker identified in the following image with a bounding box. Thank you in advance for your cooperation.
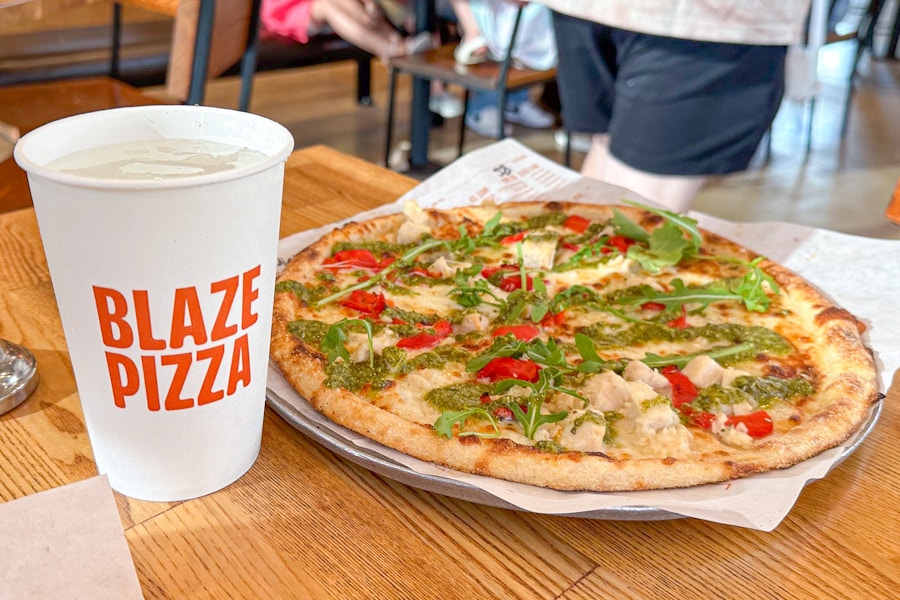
[504,101,555,129]
[429,92,464,119]
[465,106,513,138]
[554,129,593,153]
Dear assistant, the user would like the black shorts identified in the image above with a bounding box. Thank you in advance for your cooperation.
[552,12,787,176]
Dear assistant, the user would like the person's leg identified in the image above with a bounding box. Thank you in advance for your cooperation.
[447,0,490,63]
[311,0,403,60]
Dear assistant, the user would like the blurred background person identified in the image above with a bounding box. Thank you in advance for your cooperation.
[261,0,433,62]
[537,0,812,213]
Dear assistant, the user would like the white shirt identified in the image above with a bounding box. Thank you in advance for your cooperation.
[534,0,812,46]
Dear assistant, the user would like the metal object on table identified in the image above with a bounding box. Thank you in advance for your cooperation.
[0,339,38,415]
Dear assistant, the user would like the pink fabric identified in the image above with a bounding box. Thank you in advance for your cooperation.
[260,0,315,44]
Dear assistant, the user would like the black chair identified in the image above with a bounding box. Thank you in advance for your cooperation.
[110,0,261,111]
[383,6,558,168]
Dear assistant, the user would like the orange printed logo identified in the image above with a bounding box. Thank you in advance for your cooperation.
[93,265,262,410]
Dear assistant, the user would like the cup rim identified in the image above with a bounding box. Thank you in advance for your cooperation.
[13,105,295,190]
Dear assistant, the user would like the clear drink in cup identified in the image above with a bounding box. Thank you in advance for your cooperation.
[14,105,294,501]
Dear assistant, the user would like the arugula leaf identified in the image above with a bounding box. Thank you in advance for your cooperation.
[611,209,650,243]
[466,337,527,372]
[481,211,503,237]
[433,408,500,438]
[508,402,568,439]
[321,318,375,368]
[626,223,695,274]
[611,202,702,273]
[617,278,741,312]
[640,342,755,369]
[733,257,780,312]
[450,274,504,309]
[500,370,570,438]
[622,199,702,249]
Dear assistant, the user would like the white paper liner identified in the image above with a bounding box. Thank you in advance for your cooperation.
[268,139,897,531]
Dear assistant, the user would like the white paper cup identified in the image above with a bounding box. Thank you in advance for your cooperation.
[15,105,294,501]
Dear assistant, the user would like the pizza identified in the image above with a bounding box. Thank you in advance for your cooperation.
[269,200,879,492]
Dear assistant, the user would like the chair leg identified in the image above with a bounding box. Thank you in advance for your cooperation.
[237,0,263,112]
[804,97,815,154]
[497,87,508,140]
[385,68,398,168]
[458,89,470,158]
[357,57,373,106]
[110,2,123,80]
[185,0,217,106]
[564,130,572,168]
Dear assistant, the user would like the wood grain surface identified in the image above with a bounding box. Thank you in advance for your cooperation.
[0,144,897,599]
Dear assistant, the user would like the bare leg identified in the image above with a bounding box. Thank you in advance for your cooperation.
[581,134,705,214]
[447,0,481,38]
[311,0,402,60]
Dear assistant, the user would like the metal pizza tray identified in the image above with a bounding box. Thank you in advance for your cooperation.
[265,386,883,522]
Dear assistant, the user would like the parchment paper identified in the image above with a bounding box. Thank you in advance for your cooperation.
[0,475,143,599]
[267,139,897,531]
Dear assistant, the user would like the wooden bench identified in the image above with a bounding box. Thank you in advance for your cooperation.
[0,20,373,105]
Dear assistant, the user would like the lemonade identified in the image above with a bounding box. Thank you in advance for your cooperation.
[46,138,270,180]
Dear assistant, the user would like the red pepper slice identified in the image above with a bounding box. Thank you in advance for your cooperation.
[339,289,385,316]
[499,274,533,292]
[688,409,773,438]
[477,357,540,383]
[481,265,518,279]
[606,235,636,255]
[396,333,444,350]
[563,214,591,233]
[641,302,666,312]
[540,310,566,327]
[728,411,774,438]
[667,305,689,329]
[500,231,528,245]
[323,249,380,271]
[661,365,698,408]
[561,241,581,252]
[492,324,540,341]
[432,320,453,337]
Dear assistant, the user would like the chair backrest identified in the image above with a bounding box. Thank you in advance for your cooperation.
[165,0,255,103]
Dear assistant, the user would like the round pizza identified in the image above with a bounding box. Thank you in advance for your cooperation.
[269,200,879,491]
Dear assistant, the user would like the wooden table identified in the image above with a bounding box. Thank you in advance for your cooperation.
[1,141,898,598]
[0,77,166,213]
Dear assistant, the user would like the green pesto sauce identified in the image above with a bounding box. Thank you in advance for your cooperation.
[325,359,389,392]
[287,319,330,345]
[572,410,605,433]
[524,211,567,230]
[692,375,814,411]
[640,395,671,411]
[275,280,329,305]
[731,375,815,409]
[693,384,754,412]
[563,221,606,245]
[382,306,436,325]
[581,321,792,363]
[425,382,491,411]
[332,240,414,256]
[534,440,565,453]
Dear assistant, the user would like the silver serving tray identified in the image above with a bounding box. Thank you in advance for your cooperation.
[266,387,883,521]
